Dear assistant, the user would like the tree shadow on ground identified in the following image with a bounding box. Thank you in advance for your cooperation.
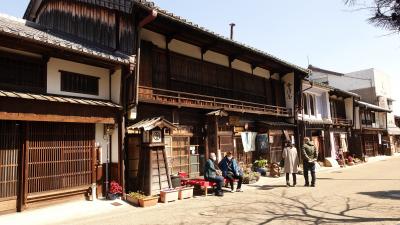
[317,177,400,181]
[216,191,400,225]
[358,190,400,200]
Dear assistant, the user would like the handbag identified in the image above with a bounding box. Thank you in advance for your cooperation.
[279,158,285,168]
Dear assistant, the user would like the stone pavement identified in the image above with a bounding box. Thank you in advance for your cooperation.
[1,155,399,225]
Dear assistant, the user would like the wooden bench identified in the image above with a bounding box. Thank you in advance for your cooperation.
[181,178,238,196]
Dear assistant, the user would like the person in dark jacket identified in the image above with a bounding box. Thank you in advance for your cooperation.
[302,137,318,187]
[219,152,243,192]
[204,152,224,196]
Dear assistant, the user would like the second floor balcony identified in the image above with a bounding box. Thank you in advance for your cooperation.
[138,86,292,117]
[332,118,353,126]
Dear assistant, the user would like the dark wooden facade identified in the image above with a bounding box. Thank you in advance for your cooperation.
[22,0,308,197]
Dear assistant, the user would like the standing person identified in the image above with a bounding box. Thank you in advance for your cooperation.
[204,153,224,196]
[219,152,244,192]
[282,140,299,187]
[302,137,318,187]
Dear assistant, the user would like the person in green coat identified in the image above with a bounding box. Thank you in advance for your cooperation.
[302,137,318,187]
[204,153,224,196]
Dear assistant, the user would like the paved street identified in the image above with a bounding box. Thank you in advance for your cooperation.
[1,156,400,225]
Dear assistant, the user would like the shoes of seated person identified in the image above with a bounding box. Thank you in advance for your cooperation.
[230,189,235,193]
[304,183,310,187]
[286,183,291,187]
[215,191,224,197]
[236,189,243,192]
[292,183,297,187]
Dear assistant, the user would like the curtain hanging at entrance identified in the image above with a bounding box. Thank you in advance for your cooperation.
[241,132,257,152]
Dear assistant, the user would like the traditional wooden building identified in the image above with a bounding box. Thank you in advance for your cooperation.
[298,81,332,162]
[23,0,309,195]
[349,100,390,158]
[0,13,133,213]
[327,89,358,163]
[308,65,392,159]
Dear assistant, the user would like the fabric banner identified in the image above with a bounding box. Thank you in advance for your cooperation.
[256,134,269,153]
[241,132,257,152]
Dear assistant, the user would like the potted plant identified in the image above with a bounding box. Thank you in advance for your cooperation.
[253,159,268,176]
[126,191,158,208]
[160,188,179,203]
[107,181,122,200]
[242,168,261,184]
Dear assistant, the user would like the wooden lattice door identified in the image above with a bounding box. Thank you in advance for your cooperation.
[363,134,377,157]
[0,121,21,212]
[27,122,95,199]
[270,130,283,163]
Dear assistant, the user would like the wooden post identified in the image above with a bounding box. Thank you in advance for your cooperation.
[162,147,172,188]
[17,123,26,212]
[148,148,153,196]
[23,123,29,210]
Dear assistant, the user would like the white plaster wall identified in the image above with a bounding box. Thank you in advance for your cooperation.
[141,28,166,49]
[96,124,108,164]
[354,107,360,129]
[330,132,336,159]
[95,124,119,164]
[203,50,229,67]
[329,69,374,91]
[231,59,252,74]
[373,69,392,99]
[111,68,121,104]
[253,67,270,78]
[300,82,331,121]
[323,92,331,120]
[378,112,386,129]
[169,39,202,60]
[47,58,110,100]
[344,98,353,121]
[111,126,119,163]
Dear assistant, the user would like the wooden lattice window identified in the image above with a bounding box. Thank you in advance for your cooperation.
[60,70,99,95]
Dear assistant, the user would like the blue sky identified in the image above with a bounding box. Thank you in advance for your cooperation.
[2,0,400,112]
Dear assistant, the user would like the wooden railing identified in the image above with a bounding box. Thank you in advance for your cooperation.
[332,118,353,126]
[138,86,292,117]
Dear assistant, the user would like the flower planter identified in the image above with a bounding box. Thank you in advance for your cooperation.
[139,197,159,207]
[178,187,194,200]
[125,195,139,206]
[160,189,179,203]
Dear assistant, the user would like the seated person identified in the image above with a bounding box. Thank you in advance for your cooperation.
[219,152,243,192]
[204,152,224,196]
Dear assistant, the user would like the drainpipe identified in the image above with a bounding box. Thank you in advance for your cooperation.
[135,9,158,106]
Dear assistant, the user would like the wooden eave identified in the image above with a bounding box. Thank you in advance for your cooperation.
[0,92,121,124]
[0,34,123,70]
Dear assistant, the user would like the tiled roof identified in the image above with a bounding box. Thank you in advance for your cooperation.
[127,117,177,132]
[0,13,132,65]
[0,89,122,108]
[308,65,344,76]
[135,1,309,74]
[355,100,391,112]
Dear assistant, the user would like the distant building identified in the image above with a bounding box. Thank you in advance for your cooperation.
[309,65,398,155]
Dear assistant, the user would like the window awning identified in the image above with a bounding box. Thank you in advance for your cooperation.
[0,90,121,124]
[356,100,391,113]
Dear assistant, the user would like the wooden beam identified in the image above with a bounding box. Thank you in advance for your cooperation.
[0,112,116,124]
